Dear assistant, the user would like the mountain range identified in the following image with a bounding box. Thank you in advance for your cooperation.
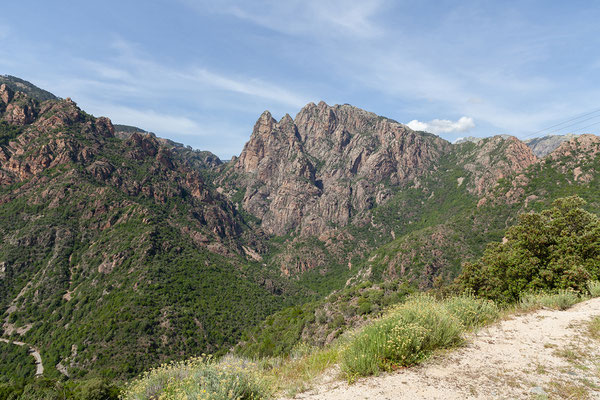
[1,75,599,380]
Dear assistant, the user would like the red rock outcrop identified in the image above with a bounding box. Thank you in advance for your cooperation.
[457,135,538,198]
[225,101,451,236]
[0,90,242,246]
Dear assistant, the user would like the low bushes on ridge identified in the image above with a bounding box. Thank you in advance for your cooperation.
[340,294,498,379]
[120,356,270,400]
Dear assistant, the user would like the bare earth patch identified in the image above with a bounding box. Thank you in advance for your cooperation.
[284,297,600,400]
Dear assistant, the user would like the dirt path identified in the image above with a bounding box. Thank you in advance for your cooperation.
[288,297,600,400]
[0,338,44,376]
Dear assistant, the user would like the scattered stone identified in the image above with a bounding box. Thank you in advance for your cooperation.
[530,386,546,395]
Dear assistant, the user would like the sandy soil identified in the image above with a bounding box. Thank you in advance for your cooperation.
[286,298,600,400]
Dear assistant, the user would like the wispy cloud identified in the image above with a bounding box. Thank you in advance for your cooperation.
[407,117,475,134]
[184,68,307,108]
[88,103,203,136]
[182,0,384,38]
[79,37,310,109]
[4,0,600,156]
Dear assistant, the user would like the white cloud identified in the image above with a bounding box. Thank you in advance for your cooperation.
[406,116,475,134]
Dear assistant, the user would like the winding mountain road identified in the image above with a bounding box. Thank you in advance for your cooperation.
[0,338,44,376]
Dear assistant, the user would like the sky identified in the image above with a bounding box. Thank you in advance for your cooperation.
[1,1,600,158]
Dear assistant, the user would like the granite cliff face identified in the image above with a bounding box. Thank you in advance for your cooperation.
[455,135,538,198]
[225,101,450,236]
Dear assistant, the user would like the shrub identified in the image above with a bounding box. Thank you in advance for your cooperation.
[341,295,463,379]
[519,289,581,311]
[459,196,600,304]
[121,356,270,400]
[444,293,499,330]
[394,295,464,351]
[341,319,427,378]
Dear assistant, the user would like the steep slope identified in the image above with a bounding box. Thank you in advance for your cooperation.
[215,102,455,294]
[0,84,302,379]
[360,134,600,288]
[222,101,450,237]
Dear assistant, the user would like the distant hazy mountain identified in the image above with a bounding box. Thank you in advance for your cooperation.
[525,133,580,157]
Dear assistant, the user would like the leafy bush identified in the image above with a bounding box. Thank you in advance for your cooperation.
[459,196,600,304]
[121,356,270,400]
[519,289,581,311]
[393,295,464,350]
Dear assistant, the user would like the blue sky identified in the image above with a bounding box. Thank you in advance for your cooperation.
[1,1,599,158]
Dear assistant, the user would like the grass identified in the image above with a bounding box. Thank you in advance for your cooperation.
[519,289,583,311]
[548,380,590,399]
[587,317,600,341]
[258,342,344,396]
[587,280,600,298]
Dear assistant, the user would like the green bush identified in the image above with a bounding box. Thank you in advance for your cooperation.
[459,196,600,304]
[121,356,270,400]
[341,295,463,379]
[341,319,427,378]
[444,293,499,330]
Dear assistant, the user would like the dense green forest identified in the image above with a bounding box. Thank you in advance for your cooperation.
[0,343,35,382]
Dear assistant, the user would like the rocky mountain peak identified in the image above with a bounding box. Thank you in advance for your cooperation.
[0,75,58,102]
[278,113,294,126]
[253,110,276,136]
[225,102,450,237]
